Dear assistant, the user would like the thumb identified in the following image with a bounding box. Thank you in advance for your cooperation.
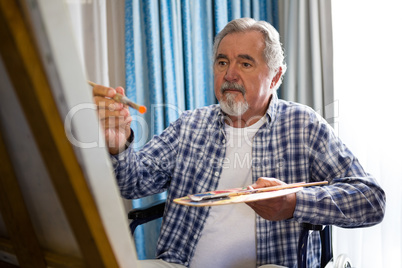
[115,86,126,95]
[248,177,284,189]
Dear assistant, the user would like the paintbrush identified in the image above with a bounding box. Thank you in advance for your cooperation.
[188,181,328,201]
[88,80,147,114]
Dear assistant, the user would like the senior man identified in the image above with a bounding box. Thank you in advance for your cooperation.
[93,18,385,268]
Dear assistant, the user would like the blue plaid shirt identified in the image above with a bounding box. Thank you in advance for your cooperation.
[111,94,385,267]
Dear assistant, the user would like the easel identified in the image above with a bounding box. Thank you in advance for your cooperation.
[0,0,138,267]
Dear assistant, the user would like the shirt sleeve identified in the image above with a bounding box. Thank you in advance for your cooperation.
[110,119,181,199]
[293,114,386,228]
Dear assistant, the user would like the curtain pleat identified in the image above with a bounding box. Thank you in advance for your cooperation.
[242,0,251,18]
[266,0,278,29]
[279,0,333,117]
[143,1,165,135]
[227,0,239,21]
[213,0,228,34]
[181,0,195,110]
[160,0,183,124]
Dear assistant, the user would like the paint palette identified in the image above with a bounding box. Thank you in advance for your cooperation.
[173,187,302,207]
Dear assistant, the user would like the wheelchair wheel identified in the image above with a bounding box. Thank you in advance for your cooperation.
[334,254,353,268]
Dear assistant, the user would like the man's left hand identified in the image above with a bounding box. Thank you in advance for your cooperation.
[246,177,297,221]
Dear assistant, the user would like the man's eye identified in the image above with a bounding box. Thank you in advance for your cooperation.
[243,62,251,68]
[218,61,227,66]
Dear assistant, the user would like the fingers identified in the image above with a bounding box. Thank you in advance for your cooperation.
[97,102,126,119]
[115,86,125,95]
[246,178,297,221]
[94,97,124,111]
[248,177,285,189]
[98,108,132,129]
[93,84,119,110]
[101,115,133,129]
[104,119,133,155]
[92,84,130,123]
[93,83,117,110]
[102,110,133,155]
[92,84,116,98]
[246,192,297,221]
[91,83,132,153]
[92,84,127,109]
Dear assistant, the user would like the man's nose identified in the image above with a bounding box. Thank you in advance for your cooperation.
[224,64,239,82]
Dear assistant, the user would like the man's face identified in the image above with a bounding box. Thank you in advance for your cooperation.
[214,31,275,124]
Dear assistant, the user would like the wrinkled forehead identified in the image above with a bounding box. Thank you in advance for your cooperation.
[215,31,266,61]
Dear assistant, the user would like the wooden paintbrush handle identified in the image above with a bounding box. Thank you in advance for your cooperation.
[229,181,328,197]
[88,80,147,114]
[254,181,328,194]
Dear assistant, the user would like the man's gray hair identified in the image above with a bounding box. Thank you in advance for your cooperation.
[213,18,287,90]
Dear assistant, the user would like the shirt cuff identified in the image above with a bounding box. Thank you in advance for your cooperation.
[293,188,319,223]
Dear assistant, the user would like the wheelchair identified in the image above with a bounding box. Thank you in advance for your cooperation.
[128,199,353,268]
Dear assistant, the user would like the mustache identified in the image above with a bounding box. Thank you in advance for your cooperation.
[220,81,245,95]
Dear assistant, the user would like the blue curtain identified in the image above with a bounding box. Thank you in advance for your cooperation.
[125,0,278,260]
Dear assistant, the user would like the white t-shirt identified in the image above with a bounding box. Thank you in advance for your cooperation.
[190,117,266,268]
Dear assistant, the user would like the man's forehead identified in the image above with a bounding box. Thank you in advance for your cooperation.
[216,53,256,63]
[217,31,265,54]
[219,30,264,44]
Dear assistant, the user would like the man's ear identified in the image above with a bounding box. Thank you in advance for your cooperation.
[270,67,283,89]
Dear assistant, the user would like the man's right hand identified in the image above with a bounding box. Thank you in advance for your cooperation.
[92,84,133,155]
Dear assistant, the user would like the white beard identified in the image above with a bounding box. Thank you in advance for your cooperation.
[219,93,249,116]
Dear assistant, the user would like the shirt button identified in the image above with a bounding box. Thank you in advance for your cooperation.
[193,234,198,239]
[214,171,219,177]
[184,262,189,266]
[222,139,226,144]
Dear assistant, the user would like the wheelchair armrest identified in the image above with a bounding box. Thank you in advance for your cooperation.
[128,199,166,233]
